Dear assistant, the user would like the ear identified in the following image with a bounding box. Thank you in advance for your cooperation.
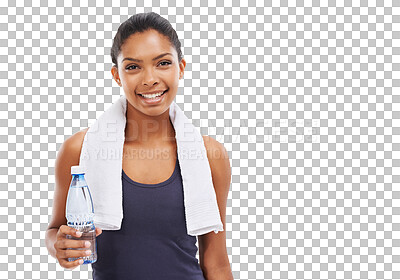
[111,66,121,86]
[179,58,186,80]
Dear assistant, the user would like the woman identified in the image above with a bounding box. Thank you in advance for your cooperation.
[45,12,233,279]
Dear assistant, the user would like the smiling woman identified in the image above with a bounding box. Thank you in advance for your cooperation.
[45,12,233,280]
[111,28,184,119]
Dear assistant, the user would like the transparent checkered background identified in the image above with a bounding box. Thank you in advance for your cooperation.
[0,0,399,279]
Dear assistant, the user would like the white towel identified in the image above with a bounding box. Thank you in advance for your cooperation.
[78,95,224,236]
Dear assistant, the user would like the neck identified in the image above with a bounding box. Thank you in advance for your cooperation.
[124,102,176,146]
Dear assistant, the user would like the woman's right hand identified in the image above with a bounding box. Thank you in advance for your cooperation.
[53,225,95,270]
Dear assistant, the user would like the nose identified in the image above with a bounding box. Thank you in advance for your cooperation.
[142,67,158,86]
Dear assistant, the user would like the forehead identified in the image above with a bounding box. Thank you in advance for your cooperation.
[119,29,176,60]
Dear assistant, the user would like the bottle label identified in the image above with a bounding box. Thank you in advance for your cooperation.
[67,219,95,232]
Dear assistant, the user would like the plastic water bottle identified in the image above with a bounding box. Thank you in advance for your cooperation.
[65,165,97,264]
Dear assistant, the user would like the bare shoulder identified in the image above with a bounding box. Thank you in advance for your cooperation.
[70,127,89,149]
[202,135,230,162]
[58,128,88,162]
[201,134,231,194]
[57,127,89,165]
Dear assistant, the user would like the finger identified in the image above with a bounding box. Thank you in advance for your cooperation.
[60,258,83,270]
[56,239,91,250]
[58,225,83,239]
[59,248,93,259]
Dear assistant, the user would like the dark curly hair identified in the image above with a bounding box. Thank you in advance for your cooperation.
[110,12,183,68]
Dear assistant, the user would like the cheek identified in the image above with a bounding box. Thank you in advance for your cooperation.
[166,65,180,78]
[167,70,180,85]
[121,76,138,89]
[166,70,179,82]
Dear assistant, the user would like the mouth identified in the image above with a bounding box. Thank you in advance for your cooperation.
[136,90,168,104]
[137,90,168,97]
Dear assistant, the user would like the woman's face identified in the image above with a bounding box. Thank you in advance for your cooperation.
[112,29,186,116]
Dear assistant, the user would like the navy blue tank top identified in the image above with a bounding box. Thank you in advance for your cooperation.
[91,157,206,280]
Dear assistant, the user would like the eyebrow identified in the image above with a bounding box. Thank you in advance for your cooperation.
[121,53,173,63]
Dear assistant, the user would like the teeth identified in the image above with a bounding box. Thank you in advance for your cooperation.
[141,91,164,99]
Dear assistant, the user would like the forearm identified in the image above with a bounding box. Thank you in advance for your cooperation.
[45,228,59,259]
[202,265,234,280]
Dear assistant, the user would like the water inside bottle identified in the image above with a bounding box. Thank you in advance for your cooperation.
[66,224,97,264]
[66,173,97,264]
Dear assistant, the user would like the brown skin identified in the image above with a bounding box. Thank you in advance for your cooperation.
[199,136,233,280]
[111,28,186,145]
[45,127,102,270]
[46,29,233,278]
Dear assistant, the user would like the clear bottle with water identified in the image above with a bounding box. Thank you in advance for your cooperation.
[65,165,97,264]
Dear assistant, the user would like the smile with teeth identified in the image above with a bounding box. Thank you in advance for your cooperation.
[138,91,167,99]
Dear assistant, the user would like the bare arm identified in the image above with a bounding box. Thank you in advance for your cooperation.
[199,136,234,280]
[45,129,86,254]
[45,128,104,270]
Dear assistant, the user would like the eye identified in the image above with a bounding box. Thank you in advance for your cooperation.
[159,61,171,66]
[126,65,138,70]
